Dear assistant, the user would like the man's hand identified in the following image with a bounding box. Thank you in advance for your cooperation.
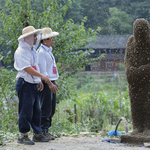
[38,82,44,91]
[41,74,50,83]
[55,82,58,89]
[41,75,58,93]
[48,83,58,94]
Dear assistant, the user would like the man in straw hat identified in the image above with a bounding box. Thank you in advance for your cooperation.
[14,26,58,145]
[37,27,59,140]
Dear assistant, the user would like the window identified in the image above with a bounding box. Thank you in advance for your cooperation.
[106,62,114,67]
[93,62,98,67]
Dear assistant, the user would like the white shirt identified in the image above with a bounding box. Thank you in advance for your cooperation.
[37,44,59,81]
[14,41,41,83]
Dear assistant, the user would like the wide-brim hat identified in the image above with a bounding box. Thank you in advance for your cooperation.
[18,26,42,41]
[42,27,59,40]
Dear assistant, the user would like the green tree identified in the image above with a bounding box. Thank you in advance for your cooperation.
[0,0,103,101]
[1,0,150,35]
[0,0,7,11]
[118,0,150,22]
[65,0,110,32]
[107,7,133,35]
[63,0,150,34]
[65,0,83,23]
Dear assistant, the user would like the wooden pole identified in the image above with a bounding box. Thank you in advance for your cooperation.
[74,104,77,124]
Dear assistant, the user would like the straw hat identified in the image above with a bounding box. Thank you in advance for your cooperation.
[42,27,59,40]
[18,26,42,41]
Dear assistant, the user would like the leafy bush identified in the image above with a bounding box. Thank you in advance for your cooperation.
[53,83,131,135]
[0,68,18,133]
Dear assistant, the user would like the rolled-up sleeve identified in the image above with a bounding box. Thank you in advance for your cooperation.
[14,48,31,71]
[38,52,48,76]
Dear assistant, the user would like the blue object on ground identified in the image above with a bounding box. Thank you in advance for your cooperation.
[102,139,126,145]
[102,139,145,148]
[108,130,122,136]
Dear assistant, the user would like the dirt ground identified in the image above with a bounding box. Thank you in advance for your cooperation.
[0,136,148,150]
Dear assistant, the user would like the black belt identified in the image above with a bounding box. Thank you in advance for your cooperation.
[18,78,38,85]
[42,80,55,84]
[18,77,24,81]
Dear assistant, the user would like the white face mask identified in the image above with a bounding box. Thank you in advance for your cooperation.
[34,32,42,50]
[24,34,34,46]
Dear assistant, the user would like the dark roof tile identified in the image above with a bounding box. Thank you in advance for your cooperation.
[84,34,132,49]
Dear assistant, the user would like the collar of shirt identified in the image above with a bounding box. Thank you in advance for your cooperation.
[41,44,52,53]
[32,45,37,52]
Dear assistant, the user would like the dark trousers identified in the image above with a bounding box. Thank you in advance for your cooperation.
[39,81,56,132]
[15,78,42,134]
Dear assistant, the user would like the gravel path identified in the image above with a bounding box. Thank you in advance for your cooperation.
[0,136,147,150]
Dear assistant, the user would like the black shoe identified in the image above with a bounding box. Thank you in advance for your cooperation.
[33,133,50,142]
[17,135,34,145]
[44,133,55,140]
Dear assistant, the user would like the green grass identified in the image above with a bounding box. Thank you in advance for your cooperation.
[72,73,128,97]
[52,72,131,134]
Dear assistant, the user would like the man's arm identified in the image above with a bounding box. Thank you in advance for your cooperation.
[24,67,58,93]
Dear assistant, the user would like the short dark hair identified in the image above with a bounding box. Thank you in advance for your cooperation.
[41,40,43,44]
